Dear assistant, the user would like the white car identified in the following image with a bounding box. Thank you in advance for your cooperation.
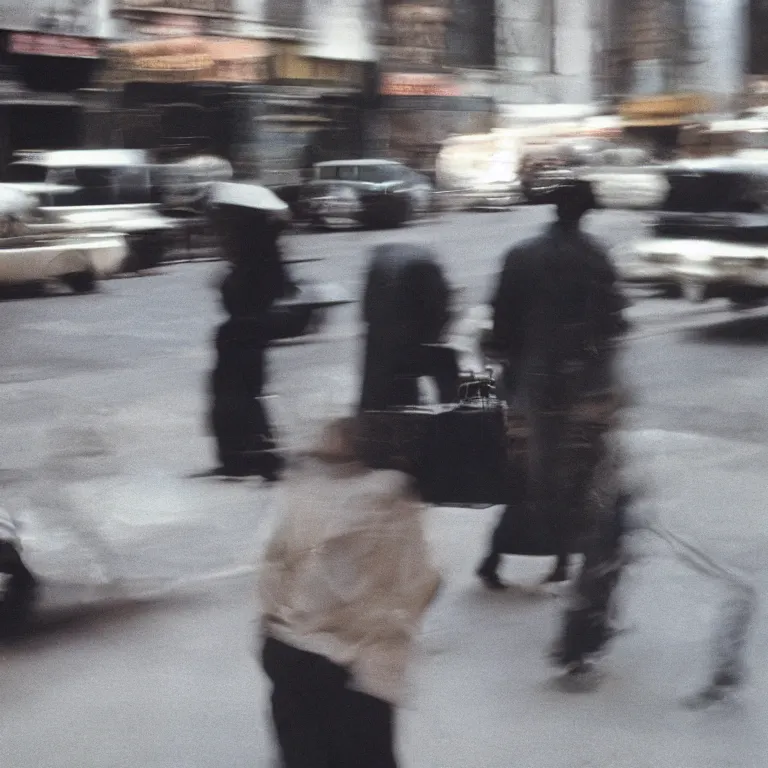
[616,236,768,307]
[0,186,128,293]
[614,238,687,296]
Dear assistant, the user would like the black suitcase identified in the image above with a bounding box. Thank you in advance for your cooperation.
[359,371,516,507]
[418,400,509,506]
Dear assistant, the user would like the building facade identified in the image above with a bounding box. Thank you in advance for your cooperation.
[602,0,746,108]
[0,0,114,175]
[494,0,598,105]
[106,0,376,180]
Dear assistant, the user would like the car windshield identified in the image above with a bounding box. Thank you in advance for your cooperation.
[317,165,358,181]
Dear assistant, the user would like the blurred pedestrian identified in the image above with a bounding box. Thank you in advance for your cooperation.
[360,244,459,412]
[0,507,37,637]
[207,187,295,480]
[477,179,629,588]
[258,417,441,768]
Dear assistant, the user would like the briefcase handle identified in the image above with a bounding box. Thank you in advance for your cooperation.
[458,367,497,406]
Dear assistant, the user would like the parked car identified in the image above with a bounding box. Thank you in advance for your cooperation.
[293,160,434,230]
[4,149,177,272]
[0,185,127,293]
[617,158,768,307]
[521,138,668,209]
[436,134,523,211]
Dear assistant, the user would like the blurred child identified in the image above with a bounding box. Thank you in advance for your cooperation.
[257,418,441,768]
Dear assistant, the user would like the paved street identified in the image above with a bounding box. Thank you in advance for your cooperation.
[2,208,768,767]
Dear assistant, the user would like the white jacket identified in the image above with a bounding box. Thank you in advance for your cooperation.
[258,432,440,705]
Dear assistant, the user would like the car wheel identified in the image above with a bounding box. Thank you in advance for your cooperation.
[62,269,97,294]
[393,198,413,228]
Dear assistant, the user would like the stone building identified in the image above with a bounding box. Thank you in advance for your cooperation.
[494,0,598,104]
[603,0,745,108]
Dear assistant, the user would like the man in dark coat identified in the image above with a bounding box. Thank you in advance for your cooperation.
[359,243,459,412]
[477,180,629,588]
[207,191,295,480]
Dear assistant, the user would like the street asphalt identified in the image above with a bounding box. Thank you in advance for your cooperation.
[2,208,768,767]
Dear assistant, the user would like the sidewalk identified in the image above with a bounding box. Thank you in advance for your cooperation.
[1,428,767,768]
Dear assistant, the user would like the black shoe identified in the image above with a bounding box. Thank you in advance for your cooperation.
[258,453,285,483]
[476,555,506,590]
[543,561,569,584]
[188,467,232,479]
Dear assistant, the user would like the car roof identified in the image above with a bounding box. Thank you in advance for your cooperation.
[314,159,402,167]
[11,149,150,168]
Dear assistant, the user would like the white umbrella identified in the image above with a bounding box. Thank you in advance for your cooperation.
[210,182,288,213]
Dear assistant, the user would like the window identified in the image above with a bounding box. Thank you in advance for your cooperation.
[358,164,402,183]
[336,165,359,181]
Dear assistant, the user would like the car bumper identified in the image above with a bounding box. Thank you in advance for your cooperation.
[0,233,127,284]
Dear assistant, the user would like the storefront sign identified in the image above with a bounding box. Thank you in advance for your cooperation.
[110,36,269,84]
[619,94,711,120]
[7,32,101,59]
[381,73,460,97]
[115,0,235,14]
[133,14,203,36]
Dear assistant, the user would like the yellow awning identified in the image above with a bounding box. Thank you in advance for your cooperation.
[622,117,685,128]
[620,94,712,120]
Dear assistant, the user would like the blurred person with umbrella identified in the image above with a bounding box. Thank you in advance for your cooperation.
[205,183,297,481]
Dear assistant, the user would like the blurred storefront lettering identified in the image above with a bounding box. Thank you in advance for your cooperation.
[115,0,236,16]
[380,73,460,97]
[7,33,101,59]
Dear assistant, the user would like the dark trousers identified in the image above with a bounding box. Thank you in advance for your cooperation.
[480,411,605,575]
[210,339,277,474]
[262,637,398,768]
[0,541,37,637]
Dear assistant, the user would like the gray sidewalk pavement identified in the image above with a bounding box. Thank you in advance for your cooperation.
[2,427,767,768]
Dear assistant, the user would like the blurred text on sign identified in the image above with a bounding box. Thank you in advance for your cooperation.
[8,33,100,59]
[381,73,460,97]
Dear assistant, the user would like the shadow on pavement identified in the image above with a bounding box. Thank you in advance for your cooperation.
[0,581,202,653]
[686,313,768,345]
[0,283,101,302]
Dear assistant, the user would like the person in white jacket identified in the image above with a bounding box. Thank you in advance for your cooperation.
[257,417,441,768]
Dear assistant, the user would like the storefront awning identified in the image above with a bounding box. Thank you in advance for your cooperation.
[622,117,686,128]
[106,36,270,84]
[619,94,712,121]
